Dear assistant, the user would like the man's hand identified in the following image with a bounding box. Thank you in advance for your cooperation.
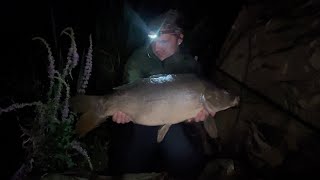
[187,108,213,122]
[112,111,132,124]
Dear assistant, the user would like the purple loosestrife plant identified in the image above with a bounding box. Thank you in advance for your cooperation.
[32,37,57,98]
[0,102,42,115]
[61,27,79,79]
[77,34,93,94]
[1,27,94,179]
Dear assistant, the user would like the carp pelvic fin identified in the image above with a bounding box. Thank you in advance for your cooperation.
[157,124,172,143]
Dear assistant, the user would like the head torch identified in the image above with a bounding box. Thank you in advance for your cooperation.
[147,9,183,40]
[147,28,182,40]
[148,31,158,39]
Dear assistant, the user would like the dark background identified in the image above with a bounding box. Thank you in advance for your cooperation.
[0,0,243,178]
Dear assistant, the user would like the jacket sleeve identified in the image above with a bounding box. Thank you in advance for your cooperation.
[123,50,144,83]
[185,54,204,77]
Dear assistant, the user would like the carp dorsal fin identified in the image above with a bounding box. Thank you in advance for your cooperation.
[204,117,219,139]
[157,124,172,143]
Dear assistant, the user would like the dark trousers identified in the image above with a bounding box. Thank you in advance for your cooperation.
[107,122,206,179]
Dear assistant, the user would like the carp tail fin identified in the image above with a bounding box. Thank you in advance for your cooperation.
[70,95,108,137]
[75,110,105,137]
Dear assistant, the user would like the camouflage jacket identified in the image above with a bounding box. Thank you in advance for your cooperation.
[123,45,202,83]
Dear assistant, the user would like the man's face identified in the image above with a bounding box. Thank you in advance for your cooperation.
[151,33,183,61]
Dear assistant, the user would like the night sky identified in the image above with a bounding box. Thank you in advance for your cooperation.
[1,0,243,178]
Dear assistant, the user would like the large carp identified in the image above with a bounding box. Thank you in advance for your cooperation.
[70,74,239,142]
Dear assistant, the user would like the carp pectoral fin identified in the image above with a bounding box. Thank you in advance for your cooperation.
[75,110,104,137]
[204,117,218,139]
[157,124,172,143]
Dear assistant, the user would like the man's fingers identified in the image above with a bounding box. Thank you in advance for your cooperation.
[124,115,131,123]
[199,112,204,121]
[112,111,129,124]
[112,112,119,122]
[117,112,123,123]
[195,110,203,122]
[121,112,129,123]
[118,111,132,123]
[197,109,209,122]
[118,112,124,123]
[202,110,209,120]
